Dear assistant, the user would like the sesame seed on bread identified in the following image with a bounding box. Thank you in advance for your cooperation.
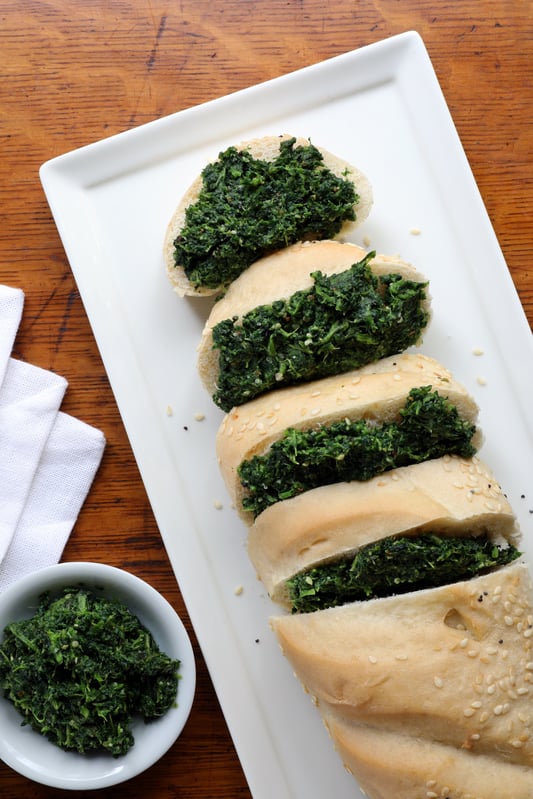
[216,352,481,523]
[271,561,533,786]
[248,456,518,606]
[323,709,533,799]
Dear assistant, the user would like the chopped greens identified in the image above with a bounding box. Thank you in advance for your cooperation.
[238,386,477,517]
[212,253,429,410]
[0,587,181,757]
[172,137,359,289]
[287,534,521,613]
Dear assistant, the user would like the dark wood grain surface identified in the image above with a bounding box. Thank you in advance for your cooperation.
[1,1,531,797]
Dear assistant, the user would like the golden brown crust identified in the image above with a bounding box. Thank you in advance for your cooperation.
[248,456,518,606]
[215,353,481,522]
[271,562,533,775]
[197,240,430,397]
[163,135,373,297]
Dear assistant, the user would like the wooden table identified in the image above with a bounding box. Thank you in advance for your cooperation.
[1,1,531,797]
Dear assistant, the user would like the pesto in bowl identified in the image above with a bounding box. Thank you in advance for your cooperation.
[0,562,195,789]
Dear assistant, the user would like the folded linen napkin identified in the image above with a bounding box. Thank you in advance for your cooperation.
[0,286,23,375]
[0,285,105,592]
[0,412,105,592]
[0,357,67,563]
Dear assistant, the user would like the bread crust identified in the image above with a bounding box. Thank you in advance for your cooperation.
[216,353,481,522]
[322,715,533,799]
[271,562,533,776]
[197,239,430,399]
[163,135,373,296]
[248,456,518,606]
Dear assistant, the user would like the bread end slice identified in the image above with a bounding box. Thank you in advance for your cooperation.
[164,134,373,297]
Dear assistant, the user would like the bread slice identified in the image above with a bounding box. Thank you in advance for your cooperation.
[271,561,533,791]
[322,715,533,799]
[163,135,373,296]
[248,456,519,606]
[216,353,481,522]
[197,240,430,409]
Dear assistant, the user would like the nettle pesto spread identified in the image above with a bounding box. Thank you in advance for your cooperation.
[212,253,429,410]
[0,588,180,757]
[287,534,521,613]
[238,386,477,517]
[172,137,359,289]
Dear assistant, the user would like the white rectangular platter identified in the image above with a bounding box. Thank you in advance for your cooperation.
[40,31,533,799]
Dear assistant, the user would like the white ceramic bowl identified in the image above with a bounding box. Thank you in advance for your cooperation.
[0,562,196,789]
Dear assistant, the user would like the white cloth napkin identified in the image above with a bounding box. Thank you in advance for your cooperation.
[0,285,106,592]
[0,285,23,375]
[0,357,67,563]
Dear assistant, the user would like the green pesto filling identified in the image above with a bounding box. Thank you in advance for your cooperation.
[0,588,180,756]
[211,253,429,410]
[287,534,522,613]
[172,137,359,289]
[238,386,477,517]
